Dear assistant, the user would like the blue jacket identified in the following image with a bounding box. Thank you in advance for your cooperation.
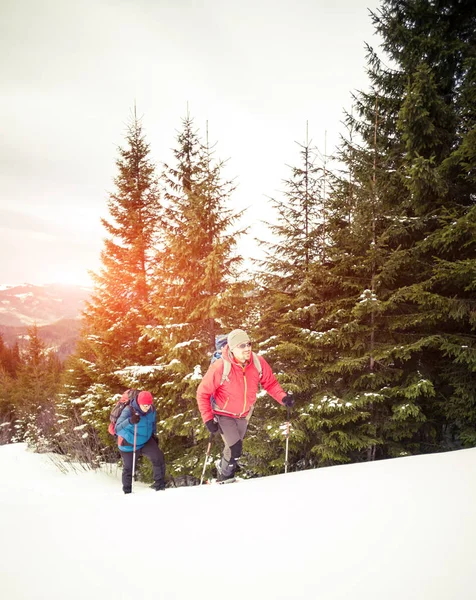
[115,397,157,452]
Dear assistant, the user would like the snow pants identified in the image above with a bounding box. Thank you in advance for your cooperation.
[216,415,248,479]
[120,437,165,493]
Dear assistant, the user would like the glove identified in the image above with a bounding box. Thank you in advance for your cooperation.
[205,419,219,434]
[282,393,294,408]
[130,410,140,425]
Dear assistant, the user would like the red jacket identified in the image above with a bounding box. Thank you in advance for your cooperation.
[196,346,286,423]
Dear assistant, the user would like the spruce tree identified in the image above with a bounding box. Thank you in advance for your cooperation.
[310,0,476,462]
[250,133,331,474]
[60,110,163,453]
[10,325,61,448]
[0,334,13,437]
[366,0,476,453]
[85,109,162,366]
[143,114,245,480]
[253,0,476,469]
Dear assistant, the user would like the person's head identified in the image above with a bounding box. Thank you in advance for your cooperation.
[227,329,252,364]
[137,391,153,412]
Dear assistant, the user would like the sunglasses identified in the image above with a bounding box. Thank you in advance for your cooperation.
[236,342,252,349]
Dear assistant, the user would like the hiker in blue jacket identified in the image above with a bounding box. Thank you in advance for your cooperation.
[115,391,166,494]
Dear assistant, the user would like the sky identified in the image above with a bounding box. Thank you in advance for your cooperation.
[1,0,382,286]
[1,442,475,599]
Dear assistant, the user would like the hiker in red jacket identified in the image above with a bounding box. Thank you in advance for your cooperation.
[196,329,294,481]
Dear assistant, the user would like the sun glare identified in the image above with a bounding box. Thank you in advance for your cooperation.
[45,269,93,287]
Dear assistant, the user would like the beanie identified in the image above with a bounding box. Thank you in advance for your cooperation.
[227,329,250,352]
[137,391,153,405]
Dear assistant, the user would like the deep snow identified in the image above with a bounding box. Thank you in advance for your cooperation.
[1,443,475,599]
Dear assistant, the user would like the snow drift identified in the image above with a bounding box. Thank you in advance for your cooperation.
[1,443,474,599]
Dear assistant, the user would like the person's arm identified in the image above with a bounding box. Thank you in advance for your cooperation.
[152,410,157,436]
[115,406,133,434]
[196,360,223,423]
[258,356,287,404]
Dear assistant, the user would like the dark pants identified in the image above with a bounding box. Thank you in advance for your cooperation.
[216,415,248,479]
[120,437,165,492]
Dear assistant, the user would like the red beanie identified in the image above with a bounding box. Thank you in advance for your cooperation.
[137,391,153,405]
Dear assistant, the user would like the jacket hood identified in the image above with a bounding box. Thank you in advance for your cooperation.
[132,397,155,416]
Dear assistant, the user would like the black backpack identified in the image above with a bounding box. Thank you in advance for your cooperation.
[108,389,139,435]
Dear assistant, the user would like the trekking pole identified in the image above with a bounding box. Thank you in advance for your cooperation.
[200,434,213,486]
[284,406,291,474]
[131,423,138,490]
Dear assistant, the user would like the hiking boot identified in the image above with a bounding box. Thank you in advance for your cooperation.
[215,458,235,481]
[215,460,225,481]
[123,488,131,494]
[217,472,235,482]
[150,482,166,491]
[216,468,235,483]
[217,476,236,484]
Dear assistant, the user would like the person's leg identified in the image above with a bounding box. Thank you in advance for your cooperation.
[141,438,166,490]
[216,416,248,479]
[120,450,134,493]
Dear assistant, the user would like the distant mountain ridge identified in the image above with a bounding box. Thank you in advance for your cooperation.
[0,283,90,327]
[0,284,91,359]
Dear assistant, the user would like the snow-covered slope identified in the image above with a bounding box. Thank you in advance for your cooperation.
[1,443,474,599]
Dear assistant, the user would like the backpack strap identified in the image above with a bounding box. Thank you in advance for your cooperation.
[220,359,231,386]
[129,389,140,402]
[252,353,262,379]
[219,353,262,385]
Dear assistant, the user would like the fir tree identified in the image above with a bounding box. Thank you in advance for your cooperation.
[85,108,162,365]
[311,0,476,462]
[0,334,20,378]
[143,114,245,479]
[10,326,62,448]
[60,110,163,455]
[0,334,15,437]
[367,0,476,453]
[250,132,331,474]
[253,0,476,469]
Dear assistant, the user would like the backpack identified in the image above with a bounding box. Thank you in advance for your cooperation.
[211,335,227,364]
[108,389,139,435]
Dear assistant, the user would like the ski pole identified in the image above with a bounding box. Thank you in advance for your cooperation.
[284,406,290,474]
[200,434,213,485]
[131,423,138,490]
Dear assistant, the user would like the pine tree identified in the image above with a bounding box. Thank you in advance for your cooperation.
[85,108,162,366]
[310,0,476,462]
[0,334,13,436]
[10,325,62,448]
[59,110,163,454]
[0,334,20,378]
[0,336,22,442]
[143,114,245,479]
[249,131,333,474]
[366,0,476,453]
